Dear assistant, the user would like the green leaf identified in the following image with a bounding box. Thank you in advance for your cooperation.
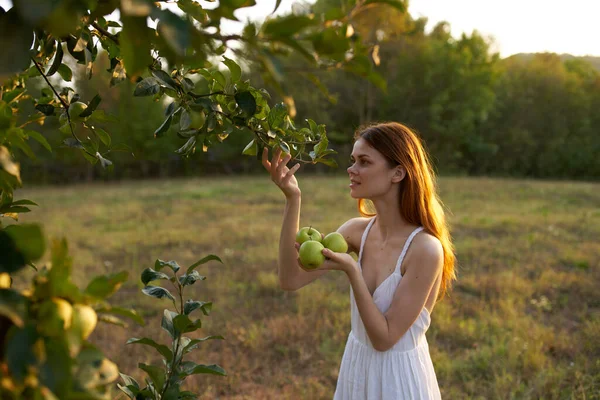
[155,259,181,273]
[183,300,212,316]
[96,306,145,326]
[175,136,197,156]
[0,9,33,84]
[178,270,206,286]
[184,363,226,376]
[110,59,127,87]
[47,42,64,76]
[35,104,55,116]
[6,324,39,383]
[121,16,152,77]
[141,268,170,285]
[363,0,406,12]
[177,0,208,24]
[79,94,101,118]
[134,77,161,96]
[186,254,222,274]
[57,64,73,81]
[182,77,195,93]
[40,336,72,398]
[143,286,175,302]
[306,118,317,134]
[367,70,387,92]
[222,56,241,82]
[161,309,177,339]
[10,199,38,206]
[4,88,25,104]
[268,103,287,129]
[119,373,140,390]
[84,271,128,300]
[262,15,317,37]
[314,136,329,156]
[98,314,127,327]
[173,313,202,334]
[317,157,338,168]
[183,335,224,354]
[139,363,166,391]
[242,139,258,156]
[154,114,173,138]
[92,127,111,147]
[235,91,256,117]
[180,109,192,130]
[0,289,28,327]
[212,70,227,90]
[152,69,179,90]
[155,9,190,56]
[24,130,52,152]
[279,141,290,154]
[88,109,118,123]
[127,338,173,361]
[0,224,45,273]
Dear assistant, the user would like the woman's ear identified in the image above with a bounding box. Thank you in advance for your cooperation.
[392,166,405,183]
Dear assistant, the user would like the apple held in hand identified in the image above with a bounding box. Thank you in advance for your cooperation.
[296,226,322,244]
[299,240,325,270]
[322,232,348,253]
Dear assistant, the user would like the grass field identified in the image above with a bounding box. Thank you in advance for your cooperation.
[14,175,600,399]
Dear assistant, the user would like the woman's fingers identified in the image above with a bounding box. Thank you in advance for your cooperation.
[282,163,300,184]
[270,147,282,171]
[275,153,291,176]
[261,147,271,170]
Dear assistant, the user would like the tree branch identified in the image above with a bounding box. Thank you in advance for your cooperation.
[91,21,120,45]
[31,58,95,158]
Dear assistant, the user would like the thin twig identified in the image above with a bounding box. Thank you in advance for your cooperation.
[91,21,120,45]
[31,58,95,157]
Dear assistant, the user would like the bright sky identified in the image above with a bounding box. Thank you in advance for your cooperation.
[2,0,599,57]
[220,0,600,57]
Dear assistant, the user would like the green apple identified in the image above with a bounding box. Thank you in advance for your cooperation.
[71,304,98,340]
[68,101,89,122]
[296,226,322,244]
[299,240,325,270]
[322,232,348,253]
[37,297,73,337]
[189,110,206,129]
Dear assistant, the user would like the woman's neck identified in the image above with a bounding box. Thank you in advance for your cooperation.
[370,192,410,243]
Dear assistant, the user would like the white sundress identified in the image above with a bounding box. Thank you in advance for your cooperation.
[333,217,441,400]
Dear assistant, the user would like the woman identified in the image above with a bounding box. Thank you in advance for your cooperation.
[262,122,456,399]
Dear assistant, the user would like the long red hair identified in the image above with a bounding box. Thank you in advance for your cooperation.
[355,122,456,300]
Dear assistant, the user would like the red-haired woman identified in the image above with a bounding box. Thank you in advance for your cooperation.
[262,122,456,399]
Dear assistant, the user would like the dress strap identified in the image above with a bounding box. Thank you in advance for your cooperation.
[358,216,377,265]
[394,226,424,275]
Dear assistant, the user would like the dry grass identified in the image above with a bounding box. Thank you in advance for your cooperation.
[14,175,600,399]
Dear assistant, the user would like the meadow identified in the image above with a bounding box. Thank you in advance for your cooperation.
[15,175,600,399]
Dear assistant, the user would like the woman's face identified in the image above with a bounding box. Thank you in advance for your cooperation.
[347,138,401,199]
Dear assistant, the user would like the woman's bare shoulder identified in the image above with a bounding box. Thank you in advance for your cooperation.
[336,217,371,254]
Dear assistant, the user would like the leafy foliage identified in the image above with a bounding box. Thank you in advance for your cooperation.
[119,255,225,399]
[0,239,143,399]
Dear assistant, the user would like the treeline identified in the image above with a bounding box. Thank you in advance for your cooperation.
[19,4,600,183]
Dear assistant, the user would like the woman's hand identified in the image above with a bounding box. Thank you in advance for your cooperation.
[319,249,359,275]
[262,147,301,199]
[295,241,359,275]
